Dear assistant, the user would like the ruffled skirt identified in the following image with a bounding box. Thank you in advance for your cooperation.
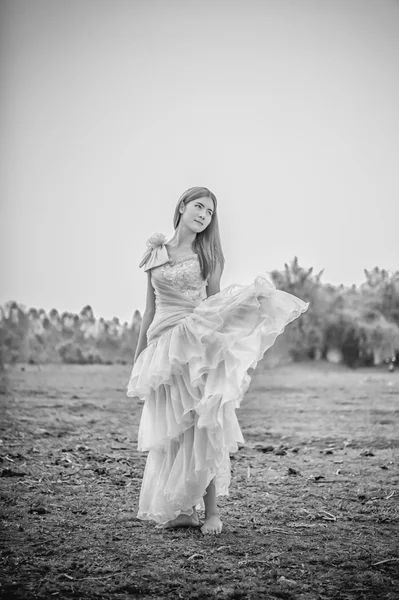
[127,275,308,524]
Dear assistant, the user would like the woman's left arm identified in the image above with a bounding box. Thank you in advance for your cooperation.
[207,262,222,298]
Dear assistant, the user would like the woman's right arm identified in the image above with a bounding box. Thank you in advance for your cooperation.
[206,261,222,298]
[133,272,156,363]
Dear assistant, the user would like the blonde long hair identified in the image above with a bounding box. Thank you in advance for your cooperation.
[173,187,225,280]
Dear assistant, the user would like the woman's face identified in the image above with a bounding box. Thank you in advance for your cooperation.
[181,196,214,233]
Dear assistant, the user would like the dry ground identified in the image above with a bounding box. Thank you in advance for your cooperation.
[0,361,398,600]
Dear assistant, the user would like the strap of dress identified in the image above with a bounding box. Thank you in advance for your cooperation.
[139,233,169,272]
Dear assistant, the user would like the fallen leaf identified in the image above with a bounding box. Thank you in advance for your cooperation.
[279,575,298,586]
[360,449,375,457]
[29,506,49,514]
[1,468,26,477]
[257,445,274,453]
[288,467,300,476]
[274,448,287,456]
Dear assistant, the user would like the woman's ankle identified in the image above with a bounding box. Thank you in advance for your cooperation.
[205,508,220,518]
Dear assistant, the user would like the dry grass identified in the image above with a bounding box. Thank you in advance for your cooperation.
[0,361,398,599]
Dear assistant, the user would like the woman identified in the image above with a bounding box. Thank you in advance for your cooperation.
[127,187,308,535]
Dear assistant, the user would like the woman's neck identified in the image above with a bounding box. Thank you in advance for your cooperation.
[167,224,196,250]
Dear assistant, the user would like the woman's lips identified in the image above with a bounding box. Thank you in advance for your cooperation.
[194,219,203,225]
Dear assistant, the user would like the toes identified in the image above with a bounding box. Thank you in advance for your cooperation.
[201,527,220,535]
[200,525,222,534]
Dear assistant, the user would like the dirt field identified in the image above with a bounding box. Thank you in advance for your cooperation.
[1,361,398,600]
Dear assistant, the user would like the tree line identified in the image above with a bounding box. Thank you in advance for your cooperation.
[270,260,399,368]
[1,260,398,368]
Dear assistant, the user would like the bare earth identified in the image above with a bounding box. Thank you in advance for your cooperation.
[0,362,398,600]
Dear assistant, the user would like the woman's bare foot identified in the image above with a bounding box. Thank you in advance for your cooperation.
[201,478,222,534]
[160,511,200,529]
[201,514,223,535]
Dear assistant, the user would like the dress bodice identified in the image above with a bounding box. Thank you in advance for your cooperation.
[139,233,208,310]
[152,256,208,304]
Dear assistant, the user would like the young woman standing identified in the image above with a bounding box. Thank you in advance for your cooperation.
[127,187,308,535]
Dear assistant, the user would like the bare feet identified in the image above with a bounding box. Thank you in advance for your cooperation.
[201,514,223,535]
[160,512,201,529]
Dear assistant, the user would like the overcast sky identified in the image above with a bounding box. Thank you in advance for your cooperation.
[1,0,398,322]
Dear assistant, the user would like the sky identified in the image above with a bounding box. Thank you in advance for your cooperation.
[1,0,398,322]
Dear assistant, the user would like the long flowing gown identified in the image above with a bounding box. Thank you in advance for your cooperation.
[127,233,309,524]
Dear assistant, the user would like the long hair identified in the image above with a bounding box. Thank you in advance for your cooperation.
[173,187,225,280]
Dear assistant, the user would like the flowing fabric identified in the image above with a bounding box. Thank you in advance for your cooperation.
[127,233,309,524]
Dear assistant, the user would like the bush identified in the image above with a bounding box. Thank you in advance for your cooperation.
[57,342,86,364]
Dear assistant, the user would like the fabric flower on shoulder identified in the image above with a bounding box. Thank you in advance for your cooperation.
[146,232,167,249]
[139,232,169,271]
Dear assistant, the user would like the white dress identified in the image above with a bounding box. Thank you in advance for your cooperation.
[127,233,308,524]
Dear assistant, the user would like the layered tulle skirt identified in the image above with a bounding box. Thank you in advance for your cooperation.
[127,275,308,524]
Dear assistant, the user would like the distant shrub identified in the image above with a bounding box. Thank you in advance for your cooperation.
[57,342,106,365]
[57,342,85,364]
[85,352,103,365]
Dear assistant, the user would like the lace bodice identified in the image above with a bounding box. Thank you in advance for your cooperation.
[152,256,208,303]
[138,233,208,308]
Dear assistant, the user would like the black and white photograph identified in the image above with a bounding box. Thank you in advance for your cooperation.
[1,1,398,598]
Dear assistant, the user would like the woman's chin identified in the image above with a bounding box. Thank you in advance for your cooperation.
[189,223,203,233]
[195,221,207,230]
